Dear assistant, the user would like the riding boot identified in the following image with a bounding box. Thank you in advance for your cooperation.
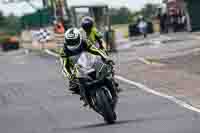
[69,80,80,95]
[115,81,122,92]
[80,97,88,107]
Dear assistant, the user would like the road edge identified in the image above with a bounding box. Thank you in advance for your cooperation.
[44,49,200,114]
[115,76,200,113]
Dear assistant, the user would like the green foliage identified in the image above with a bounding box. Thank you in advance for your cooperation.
[128,11,142,24]
[0,35,10,44]
[141,3,159,20]
[20,8,52,28]
[110,7,132,24]
[0,13,21,36]
[0,11,5,25]
[110,4,159,25]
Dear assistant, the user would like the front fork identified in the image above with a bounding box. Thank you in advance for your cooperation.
[79,76,118,109]
[104,77,118,108]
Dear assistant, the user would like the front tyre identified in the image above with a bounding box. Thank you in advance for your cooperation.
[96,88,117,124]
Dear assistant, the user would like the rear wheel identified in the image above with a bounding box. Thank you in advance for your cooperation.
[95,88,117,124]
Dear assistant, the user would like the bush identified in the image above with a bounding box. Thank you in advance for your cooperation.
[0,34,10,44]
[0,13,21,37]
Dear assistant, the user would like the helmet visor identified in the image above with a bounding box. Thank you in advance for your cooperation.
[66,37,80,46]
[65,35,81,50]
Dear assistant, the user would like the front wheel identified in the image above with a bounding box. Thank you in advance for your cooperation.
[95,88,117,124]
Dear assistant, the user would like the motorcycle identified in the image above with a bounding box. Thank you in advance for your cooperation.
[74,52,118,124]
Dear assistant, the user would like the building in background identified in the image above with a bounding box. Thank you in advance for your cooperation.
[163,0,200,32]
[163,0,191,32]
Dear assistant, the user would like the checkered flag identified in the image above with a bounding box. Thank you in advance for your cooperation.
[33,28,52,43]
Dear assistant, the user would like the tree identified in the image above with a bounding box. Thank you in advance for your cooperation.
[110,7,132,24]
[118,7,130,17]
[141,3,159,20]
[128,11,142,23]
[0,11,5,25]
[0,13,20,35]
[5,14,19,26]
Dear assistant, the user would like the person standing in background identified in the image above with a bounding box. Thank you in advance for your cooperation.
[137,16,148,38]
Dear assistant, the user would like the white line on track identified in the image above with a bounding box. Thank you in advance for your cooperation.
[115,75,200,113]
[44,49,200,114]
[44,49,60,57]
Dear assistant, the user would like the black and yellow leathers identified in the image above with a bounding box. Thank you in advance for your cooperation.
[60,39,109,82]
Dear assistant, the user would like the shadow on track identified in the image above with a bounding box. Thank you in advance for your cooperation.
[53,119,145,132]
[52,113,186,133]
[74,119,138,129]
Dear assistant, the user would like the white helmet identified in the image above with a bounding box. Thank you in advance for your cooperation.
[64,28,82,51]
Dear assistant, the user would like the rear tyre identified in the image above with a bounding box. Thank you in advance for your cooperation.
[96,88,117,124]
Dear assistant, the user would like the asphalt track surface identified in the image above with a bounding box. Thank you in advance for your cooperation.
[0,52,200,133]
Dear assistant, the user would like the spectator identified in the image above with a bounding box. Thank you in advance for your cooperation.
[160,13,168,33]
[54,20,65,34]
[137,16,148,38]
[181,14,187,31]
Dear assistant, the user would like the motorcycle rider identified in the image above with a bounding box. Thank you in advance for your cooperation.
[137,16,148,38]
[60,28,118,105]
[81,16,121,92]
[81,16,106,50]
